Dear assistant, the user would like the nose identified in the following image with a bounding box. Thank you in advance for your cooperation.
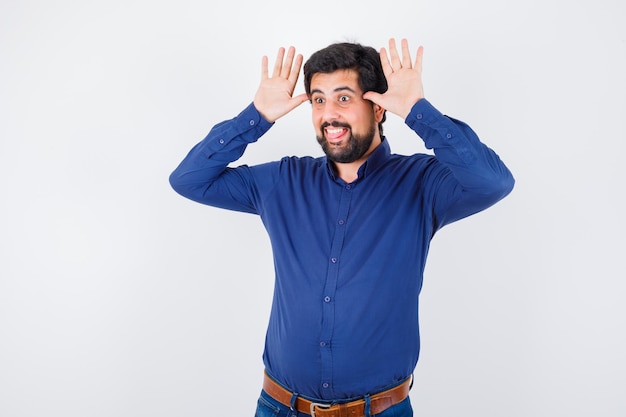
[321,101,341,122]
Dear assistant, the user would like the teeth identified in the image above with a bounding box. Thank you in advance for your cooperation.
[326,128,343,134]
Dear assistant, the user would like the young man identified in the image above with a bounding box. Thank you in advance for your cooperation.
[170,38,514,417]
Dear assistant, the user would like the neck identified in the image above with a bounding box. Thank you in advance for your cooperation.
[333,162,360,183]
[332,135,382,183]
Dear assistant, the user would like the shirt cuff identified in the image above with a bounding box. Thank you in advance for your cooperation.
[235,102,274,136]
[404,98,444,128]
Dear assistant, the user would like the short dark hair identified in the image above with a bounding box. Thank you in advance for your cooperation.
[303,42,388,135]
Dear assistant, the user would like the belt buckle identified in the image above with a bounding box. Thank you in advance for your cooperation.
[310,402,332,417]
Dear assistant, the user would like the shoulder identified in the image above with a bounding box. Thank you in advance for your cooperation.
[385,152,439,170]
[277,155,327,170]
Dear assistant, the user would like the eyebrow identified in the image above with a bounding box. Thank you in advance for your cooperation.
[310,86,357,95]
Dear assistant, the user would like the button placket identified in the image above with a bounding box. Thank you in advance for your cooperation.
[318,182,353,395]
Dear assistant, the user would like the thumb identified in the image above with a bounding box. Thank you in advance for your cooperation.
[363,91,383,105]
[292,92,309,106]
[283,93,309,116]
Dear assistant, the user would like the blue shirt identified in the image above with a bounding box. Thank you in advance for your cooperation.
[169,99,514,401]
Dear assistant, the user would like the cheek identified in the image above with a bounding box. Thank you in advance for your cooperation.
[311,109,324,127]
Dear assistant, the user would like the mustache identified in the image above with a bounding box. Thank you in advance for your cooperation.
[321,121,351,129]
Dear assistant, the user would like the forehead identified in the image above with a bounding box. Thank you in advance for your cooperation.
[309,69,361,94]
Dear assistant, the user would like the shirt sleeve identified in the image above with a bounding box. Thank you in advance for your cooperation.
[169,103,274,214]
[405,99,515,228]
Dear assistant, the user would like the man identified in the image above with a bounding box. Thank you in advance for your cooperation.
[170,38,514,417]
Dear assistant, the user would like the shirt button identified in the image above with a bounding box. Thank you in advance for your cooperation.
[324,296,331,303]
[322,383,329,388]
[331,258,337,263]
[338,220,344,225]
[249,120,255,126]
[446,133,452,139]
[219,139,225,144]
[416,113,423,119]
[346,184,351,190]
[320,341,327,347]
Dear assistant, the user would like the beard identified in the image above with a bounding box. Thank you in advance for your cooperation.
[316,121,376,164]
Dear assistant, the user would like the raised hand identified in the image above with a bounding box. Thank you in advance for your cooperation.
[253,46,309,123]
[363,38,425,120]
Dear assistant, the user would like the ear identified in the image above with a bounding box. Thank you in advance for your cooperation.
[373,103,385,122]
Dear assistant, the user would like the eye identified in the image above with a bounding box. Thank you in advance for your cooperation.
[313,97,325,104]
[338,95,350,102]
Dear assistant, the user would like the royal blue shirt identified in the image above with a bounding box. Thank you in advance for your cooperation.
[169,98,514,401]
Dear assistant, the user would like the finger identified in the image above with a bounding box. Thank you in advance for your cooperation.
[401,38,412,69]
[261,55,269,80]
[414,45,424,73]
[272,47,285,78]
[281,46,296,79]
[288,53,303,85]
[388,38,402,71]
[379,47,393,77]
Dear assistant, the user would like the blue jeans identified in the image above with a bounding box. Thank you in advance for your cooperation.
[255,390,413,417]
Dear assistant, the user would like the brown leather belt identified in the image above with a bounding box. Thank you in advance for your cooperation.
[262,371,412,417]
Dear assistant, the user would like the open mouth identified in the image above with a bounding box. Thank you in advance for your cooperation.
[325,126,349,143]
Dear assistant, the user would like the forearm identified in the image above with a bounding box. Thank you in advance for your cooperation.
[169,103,273,208]
[406,99,515,222]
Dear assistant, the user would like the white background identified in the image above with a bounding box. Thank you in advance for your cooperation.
[1,0,625,416]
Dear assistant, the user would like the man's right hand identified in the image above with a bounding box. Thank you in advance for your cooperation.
[253,46,309,123]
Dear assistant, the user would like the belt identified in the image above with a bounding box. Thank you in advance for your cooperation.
[262,371,412,417]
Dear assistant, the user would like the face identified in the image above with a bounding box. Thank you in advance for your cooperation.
[309,69,384,164]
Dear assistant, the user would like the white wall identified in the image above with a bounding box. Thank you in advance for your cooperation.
[1,0,624,416]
